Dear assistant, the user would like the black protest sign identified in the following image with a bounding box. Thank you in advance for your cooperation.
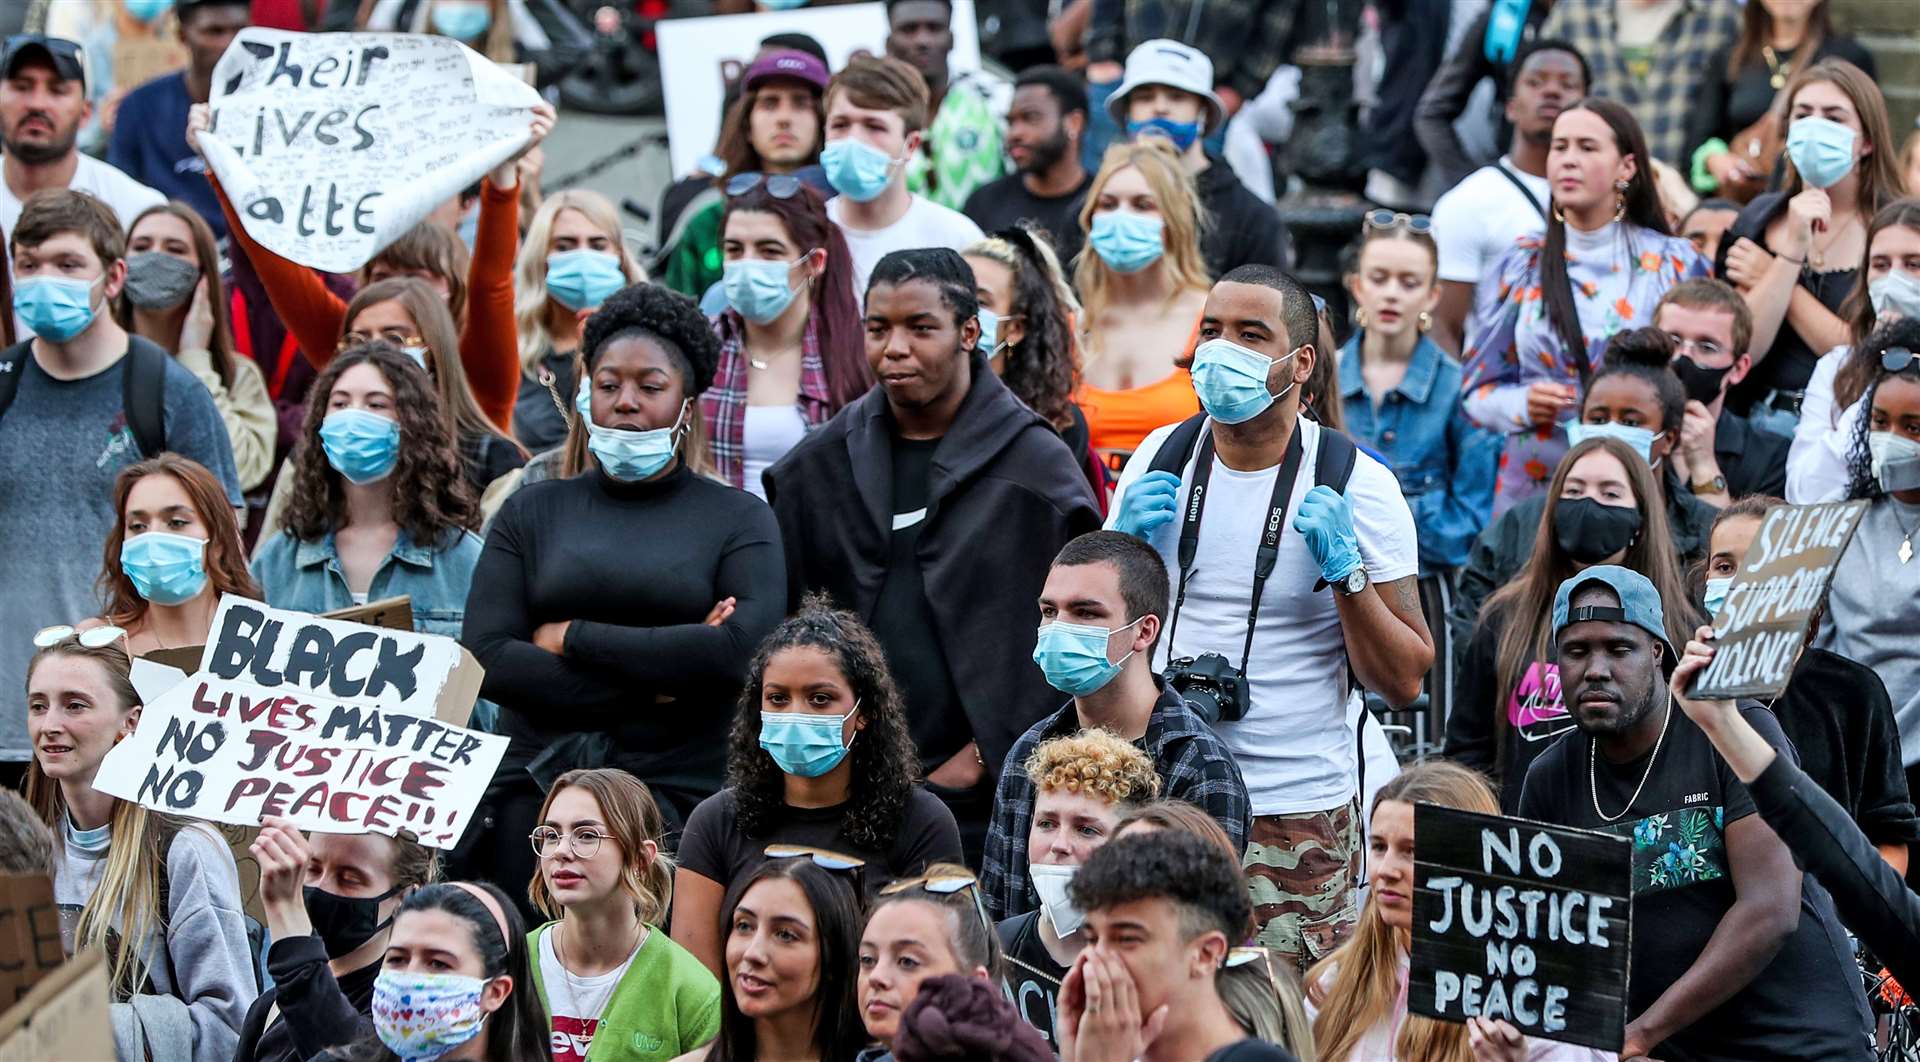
[1692,500,1867,700]
[1409,804,1632,1052]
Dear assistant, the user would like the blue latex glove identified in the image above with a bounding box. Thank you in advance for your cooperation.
[1113,470,1182,539]
[1294,485,1364,584]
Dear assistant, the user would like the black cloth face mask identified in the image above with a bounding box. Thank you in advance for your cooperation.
[305,883,404,960]
[1553,496,1643,564]
[1670,355,1734,406]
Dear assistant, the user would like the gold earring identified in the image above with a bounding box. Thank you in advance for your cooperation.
[1552,205,1565,223]
[1417,310,1432,333]
[1613,180,1629,223]
[1355,307,1370,328]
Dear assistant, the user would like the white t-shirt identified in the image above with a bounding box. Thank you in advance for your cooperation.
[1107,416,1419,815]
[1786,345,1856,503]
[539,925,643,1062]
[3,154,167,338]
[742,403,808,501]
[829,193,985,308]
[1430,158,1550,285]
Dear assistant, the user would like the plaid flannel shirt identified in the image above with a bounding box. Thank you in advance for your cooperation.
[702,309,836,491]
[1540,0,1739,165]
[980,677,1253,922]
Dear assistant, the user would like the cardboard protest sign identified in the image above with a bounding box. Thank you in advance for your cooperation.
[140,595,417,678]
[200,29,543,272]
[0,875,62,1007]
[96,596,504,848]
[656,2,986,177]
[1693,500,1867,700]
[0,948,113,1062]
[1409,804,1632,1052]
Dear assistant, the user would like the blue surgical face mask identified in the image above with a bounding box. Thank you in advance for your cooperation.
[125,0,174,22]
[1786,116,1858,190]
[429,1,492,40]
[1192,338,1296,425]
[546,250,627,312]
[120,531,209,607]
[759,703,860,778]
[1566,420,1664,468]
[1088,211,1165,274]
[319,408,402,485]
[1870,269,1920,322]
[723,257,804,324]
[1127,116,1201,154]
[15,274,101,342]
[402,345,430,370]
[977,308,1000,355]
[1704,576,1732,619]
[821,137,901,202]
[577,379,687,481]
[760,0,810,8]
[1032,618,1144,696]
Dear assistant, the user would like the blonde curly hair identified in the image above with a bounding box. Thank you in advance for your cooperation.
[1024,728,1161,808]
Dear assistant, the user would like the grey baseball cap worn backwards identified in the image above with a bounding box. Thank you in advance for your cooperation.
[1552,564,1674,658]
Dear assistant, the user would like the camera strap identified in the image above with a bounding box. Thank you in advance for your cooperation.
[1165,424,1305,675]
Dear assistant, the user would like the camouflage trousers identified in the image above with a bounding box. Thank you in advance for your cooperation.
[1242,801,1362,973]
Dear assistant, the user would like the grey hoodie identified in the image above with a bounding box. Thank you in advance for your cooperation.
[55,820,258,1062]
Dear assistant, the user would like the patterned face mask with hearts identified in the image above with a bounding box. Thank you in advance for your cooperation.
[372,970,492,1061]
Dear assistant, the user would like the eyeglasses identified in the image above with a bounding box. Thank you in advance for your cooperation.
[764,844,866,871]
[1882,347,1917,372]
[529,826,607,859]
[1364,210,1433,235]
[339,330,424,351]
[727,172,803,199]
[1664,333,1728,360]
[33,625,126,649]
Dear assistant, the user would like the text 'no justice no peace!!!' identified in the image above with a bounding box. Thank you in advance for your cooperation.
[95,596,505,848]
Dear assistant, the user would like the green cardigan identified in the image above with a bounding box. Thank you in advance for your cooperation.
[529,922,722,1061]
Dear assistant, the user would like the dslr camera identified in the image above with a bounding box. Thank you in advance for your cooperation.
[1165,652,1249,726]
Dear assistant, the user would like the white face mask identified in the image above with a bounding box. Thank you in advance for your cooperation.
[1870,430,1920,490]
[1028,862,1084,937]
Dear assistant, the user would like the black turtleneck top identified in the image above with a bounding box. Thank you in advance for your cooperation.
[462,461,785,794]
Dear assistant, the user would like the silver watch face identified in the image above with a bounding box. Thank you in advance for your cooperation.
[1344,568,1367,593]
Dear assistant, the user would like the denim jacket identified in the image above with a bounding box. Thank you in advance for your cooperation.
[1339,332,1499,573]
[249,527,485,639]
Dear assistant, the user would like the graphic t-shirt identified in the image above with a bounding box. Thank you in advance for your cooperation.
[996,910,1068,1048]
[540,928,641,1062]
[1518,705,1873,1061]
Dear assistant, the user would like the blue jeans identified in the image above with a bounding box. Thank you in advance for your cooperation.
[1749,398,1802,438]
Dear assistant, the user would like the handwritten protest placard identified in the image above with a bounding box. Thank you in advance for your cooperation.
[1409,804,1632,1052]
[0,875,62,1007]
[95,597,504,848]
[200,28,542,272]
[0,948,112,1062]
[1693,500,1867,700]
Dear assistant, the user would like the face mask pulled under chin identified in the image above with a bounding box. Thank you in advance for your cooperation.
[1027,862,1084,937]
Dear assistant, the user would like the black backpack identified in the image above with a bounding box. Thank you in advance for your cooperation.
[0,337,169,457]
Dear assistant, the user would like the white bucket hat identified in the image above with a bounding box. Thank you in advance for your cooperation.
[1106,38,1227,135]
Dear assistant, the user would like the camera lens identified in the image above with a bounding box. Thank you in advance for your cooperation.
[1183,688,1223,726]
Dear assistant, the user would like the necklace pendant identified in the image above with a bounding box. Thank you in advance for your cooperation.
[1770,72,1786,89]
[1901,537,1913,564]
[749,358,770,370]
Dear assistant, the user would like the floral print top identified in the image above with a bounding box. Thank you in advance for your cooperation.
[1460,222,1710,515]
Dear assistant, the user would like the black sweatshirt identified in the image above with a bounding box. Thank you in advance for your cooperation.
[234,935,376,1062]
[462,461,785,795]
[1750,754,1920,993]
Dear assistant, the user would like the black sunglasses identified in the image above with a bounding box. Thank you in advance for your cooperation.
[726,172,803,200]
[1364,209,1433,235]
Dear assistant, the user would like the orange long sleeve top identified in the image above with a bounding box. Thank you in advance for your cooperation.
[213,176,522,433]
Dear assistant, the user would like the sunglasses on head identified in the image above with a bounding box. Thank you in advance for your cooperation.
[727,172,803,200]
[764,844,866,871]
[1364,209,1433,235]
[1881,347,1917,372]
[880,868,996,958]
[33,625,126,649]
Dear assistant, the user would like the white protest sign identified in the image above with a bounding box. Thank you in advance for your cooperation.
[93,596,503,848]
[656,1,984,178]
[201,28,542,272]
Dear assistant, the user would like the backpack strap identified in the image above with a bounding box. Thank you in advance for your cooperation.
[122,338,169,459]
[1315,425,1358,496]
[0,339,29,426]
[1147,413,1209,477]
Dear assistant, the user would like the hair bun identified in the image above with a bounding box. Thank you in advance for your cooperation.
[1603,326,1675,370]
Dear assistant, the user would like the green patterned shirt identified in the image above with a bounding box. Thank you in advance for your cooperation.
[907,74,1008,211]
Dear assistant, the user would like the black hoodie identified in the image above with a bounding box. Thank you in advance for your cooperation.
[763,356,1102,775]
[1196,152,1291,276]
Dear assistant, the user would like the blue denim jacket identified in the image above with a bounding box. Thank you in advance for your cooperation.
[250,527,484,637]
[1339,333,1500,572]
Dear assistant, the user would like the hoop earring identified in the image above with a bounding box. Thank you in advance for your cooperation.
[1417,310,1433,333]
[1552,205,1565,223]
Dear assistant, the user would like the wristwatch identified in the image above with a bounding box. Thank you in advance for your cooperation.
[1336,566,1369,596]
[1691,473,1729,495]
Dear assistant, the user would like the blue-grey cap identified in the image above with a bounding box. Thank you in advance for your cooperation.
[1552,564,1672,657]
